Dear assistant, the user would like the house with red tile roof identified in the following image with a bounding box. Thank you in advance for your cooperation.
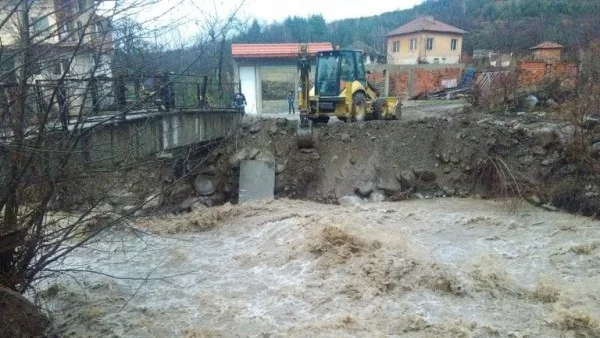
[386,16,466,65]
[529,41,564,62]
[231,42,332,114]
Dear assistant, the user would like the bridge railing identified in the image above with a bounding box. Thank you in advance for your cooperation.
[0,74,239,128]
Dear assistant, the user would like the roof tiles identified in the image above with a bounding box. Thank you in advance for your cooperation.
[387,16,467,36]
[530,41,565,50]
[231,43,333,58]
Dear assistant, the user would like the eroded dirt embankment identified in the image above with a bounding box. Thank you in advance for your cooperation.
[207,112,599,215]
[63,108,599,219]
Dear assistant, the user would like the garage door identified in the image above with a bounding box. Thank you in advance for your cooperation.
[239,66,257,114]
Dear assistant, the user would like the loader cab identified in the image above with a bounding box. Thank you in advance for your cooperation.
[314,50,367,97]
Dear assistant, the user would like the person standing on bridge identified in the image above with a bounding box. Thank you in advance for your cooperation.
[287,91,295,114]
[233,90,246,115]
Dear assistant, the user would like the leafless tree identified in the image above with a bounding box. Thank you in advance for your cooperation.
[0,0,244,294]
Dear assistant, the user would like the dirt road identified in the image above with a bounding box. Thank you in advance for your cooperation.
[42,198,600,337]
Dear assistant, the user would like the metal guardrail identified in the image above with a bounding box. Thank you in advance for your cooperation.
[1,74,239,128]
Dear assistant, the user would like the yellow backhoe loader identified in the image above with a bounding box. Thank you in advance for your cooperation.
[297,45,401,148]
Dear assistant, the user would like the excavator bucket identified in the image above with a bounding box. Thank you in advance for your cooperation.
[297,117,314,148]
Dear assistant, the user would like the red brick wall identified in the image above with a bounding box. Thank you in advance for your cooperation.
[517,60,577,89]
[413,68,463,95]
[365,65,464,98]
[550,62,578,88]
[367,71,385,95]
[389,71,409,97]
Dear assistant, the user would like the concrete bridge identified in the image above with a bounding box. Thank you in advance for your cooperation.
[77,108,242,166]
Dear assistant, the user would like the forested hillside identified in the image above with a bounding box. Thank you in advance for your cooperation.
[235,0,600,55]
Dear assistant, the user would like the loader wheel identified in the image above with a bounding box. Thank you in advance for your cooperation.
[352,92,367,122]
[372,98,387,120]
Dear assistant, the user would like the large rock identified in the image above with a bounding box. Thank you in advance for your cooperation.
[532,127,559,148]
[275,163,286,174]
[254,150,276,163]
[275,118,288,128]
[1,286,51,338]
[176,197,209,213]
[248,148,261,159]
[519,155,535,166]
[229,148,250,168]
[341,132,351,143]
[166,180,194,199]
[524,95,539,109]
[338,195,363,207]
[354,181,374,197]
[142,193,163,210]
[397,170,417,188]
[591,142,600,158]
[249,123,262,133]
[194,176,215,196]
[412,168,437,182]
[369,190,386,203]
[377,175,402,196]
[199,165,218,176]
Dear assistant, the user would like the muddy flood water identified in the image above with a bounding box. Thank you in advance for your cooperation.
[39,199,600,337]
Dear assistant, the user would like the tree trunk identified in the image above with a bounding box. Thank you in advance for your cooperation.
[1,0,31,291]
[217,35,225,101]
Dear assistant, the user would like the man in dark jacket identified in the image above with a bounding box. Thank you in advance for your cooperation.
[233,90,246,115]
[287,91,295,114]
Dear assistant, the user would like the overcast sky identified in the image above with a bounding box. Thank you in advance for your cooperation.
[241,0,425,22]
[113,0,425,46]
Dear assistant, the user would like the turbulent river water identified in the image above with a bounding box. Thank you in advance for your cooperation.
[39,199,600,337]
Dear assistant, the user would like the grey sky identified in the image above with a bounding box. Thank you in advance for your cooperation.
[116,0,425,46]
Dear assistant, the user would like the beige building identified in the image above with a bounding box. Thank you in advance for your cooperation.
[0,0,112,80]
[1,0,113,110]
[386,16,466,65]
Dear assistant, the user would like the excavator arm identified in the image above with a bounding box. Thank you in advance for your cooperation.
[297,45,314,148]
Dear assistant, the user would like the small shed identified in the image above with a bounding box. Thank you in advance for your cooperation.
[231,43,332,114]
[530,41,564,62]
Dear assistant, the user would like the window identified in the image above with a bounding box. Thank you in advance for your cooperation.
[316,53,340,96]
[78,0,86,12]
[32,16,49,33]
[451,39,458,51]
[340,52,356,82]
[409,38,417,51]
[392,41,400,53]
[53,60,69,75]
[76,21,83,39]
[61,21,74,42]
[426,38,434,50]
[442,58,446,63]
[433,58,440,64]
